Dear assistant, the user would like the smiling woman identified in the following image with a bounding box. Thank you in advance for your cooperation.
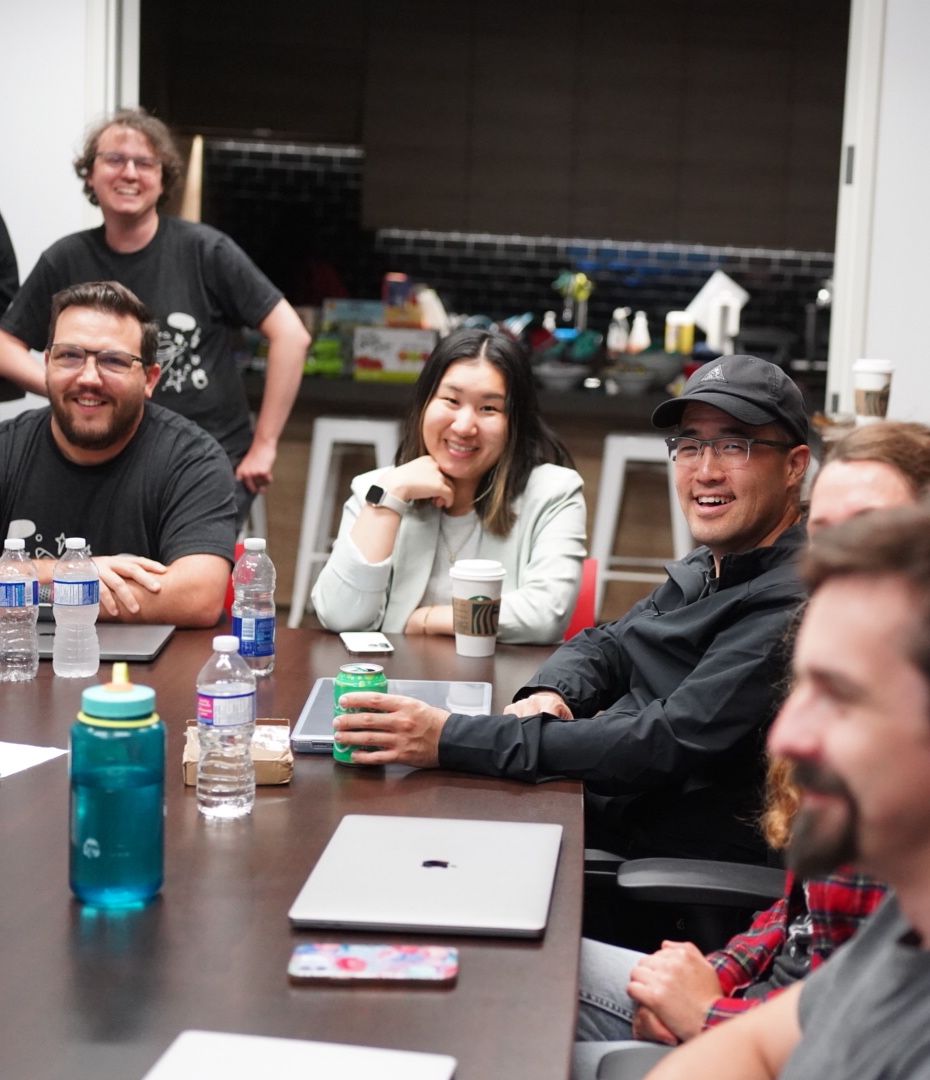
[311,329,588,644]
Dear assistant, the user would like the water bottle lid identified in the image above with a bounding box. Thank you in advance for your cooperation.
[212,634,241,652]
[65,537,87,550]
[4,537,25,550]
[80,662,157,722]
[243,537,266,552]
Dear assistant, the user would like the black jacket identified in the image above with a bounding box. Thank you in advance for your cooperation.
[439,522,808,861]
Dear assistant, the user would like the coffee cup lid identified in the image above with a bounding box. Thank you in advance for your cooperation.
[852,358,894,374]
[449,558,506,582]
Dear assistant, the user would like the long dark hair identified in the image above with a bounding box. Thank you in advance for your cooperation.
[395,329,573,535]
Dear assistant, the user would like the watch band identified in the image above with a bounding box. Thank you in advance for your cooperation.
[365,484,411,517]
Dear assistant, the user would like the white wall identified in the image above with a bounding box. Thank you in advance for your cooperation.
[0,0,138,282]
[828,0,930,422]
[865,0,930,422]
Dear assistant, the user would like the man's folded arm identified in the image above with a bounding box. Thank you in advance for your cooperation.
[513,601,646,716]
[99,553,231,627]
[36,552,230,628]
[441,588,797,787]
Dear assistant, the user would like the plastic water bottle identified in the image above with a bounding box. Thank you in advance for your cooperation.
[231,537,276,677]
[69,663,165,907]
[196,635,256,820]
[53,537,100,678]
[0,537,40,682]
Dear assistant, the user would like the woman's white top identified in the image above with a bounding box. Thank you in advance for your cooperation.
[311,463,587,644]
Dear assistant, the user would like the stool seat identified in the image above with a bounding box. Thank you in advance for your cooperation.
[590,434,693,618]
[287,416,401,628]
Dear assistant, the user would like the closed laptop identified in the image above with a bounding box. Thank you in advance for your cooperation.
[37,619,175,662]
[289,814,562,938]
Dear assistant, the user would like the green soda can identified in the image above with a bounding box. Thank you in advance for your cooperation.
[332,662,388,766]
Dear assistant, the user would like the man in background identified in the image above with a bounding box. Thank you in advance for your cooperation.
[0,209,20,402]
[0,281,236,627]
[0,107,309,522]
[0,209,17,312]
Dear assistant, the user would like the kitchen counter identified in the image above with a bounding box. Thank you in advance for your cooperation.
[245,372,667,440]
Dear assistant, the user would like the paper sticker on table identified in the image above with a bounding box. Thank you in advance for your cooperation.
[141,1029,456,1079]
[0,741,67,778]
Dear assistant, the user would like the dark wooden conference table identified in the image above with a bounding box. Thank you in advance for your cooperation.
[0,628,584,1079]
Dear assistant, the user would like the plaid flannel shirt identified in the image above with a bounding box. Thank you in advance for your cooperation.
[702,867,887,1028]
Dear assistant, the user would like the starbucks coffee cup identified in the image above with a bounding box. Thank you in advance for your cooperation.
[852,359,894,425]
[449,559,506,658]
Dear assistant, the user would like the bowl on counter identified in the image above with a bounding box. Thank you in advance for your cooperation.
[534,362,589,392]
[645,351,685,389]
[602,365,653,397]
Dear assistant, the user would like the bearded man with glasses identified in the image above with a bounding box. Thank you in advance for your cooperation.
[330,355,811,867]
[0,280,236,627]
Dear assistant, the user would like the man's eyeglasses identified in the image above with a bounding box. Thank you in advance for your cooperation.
[666,436,795,467]
[95,151,161,173]
[48,344,146,377]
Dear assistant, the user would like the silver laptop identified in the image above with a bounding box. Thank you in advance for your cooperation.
[288,814,562,938]
[291,678,493,753]
[142,1030,456,1080]
[37,621,175,662]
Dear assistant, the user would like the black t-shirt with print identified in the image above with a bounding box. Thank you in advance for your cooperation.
[0,216,282,464]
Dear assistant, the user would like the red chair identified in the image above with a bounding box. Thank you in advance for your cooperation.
[223,541,246,621]
[563,557,598,640]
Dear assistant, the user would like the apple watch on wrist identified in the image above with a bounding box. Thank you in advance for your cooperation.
[365,484,411,517]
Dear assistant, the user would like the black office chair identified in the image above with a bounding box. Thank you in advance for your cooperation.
[604,857,787,954]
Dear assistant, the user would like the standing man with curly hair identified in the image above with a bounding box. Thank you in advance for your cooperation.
[0,107,310,524]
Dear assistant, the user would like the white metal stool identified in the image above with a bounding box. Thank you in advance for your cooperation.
[590,434,694,618]
[287,416,402,628]
[238,491,268,541]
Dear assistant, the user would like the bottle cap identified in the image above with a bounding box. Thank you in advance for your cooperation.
[4,538,25,550]
[80,662,157,722]
[65,537,87,550]
[243,538,266,552]
[212,634,241,652]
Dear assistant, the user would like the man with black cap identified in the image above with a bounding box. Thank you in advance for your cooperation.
[330,355,811,864]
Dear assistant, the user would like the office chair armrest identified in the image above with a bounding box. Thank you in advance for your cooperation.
[585,847,626,876]
[596,1043,675,1080]
[616,858,787,909]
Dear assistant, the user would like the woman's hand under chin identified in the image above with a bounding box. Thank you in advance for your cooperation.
[387,455,456,509]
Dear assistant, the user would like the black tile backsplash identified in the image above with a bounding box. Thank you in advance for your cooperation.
[203,139,833,357]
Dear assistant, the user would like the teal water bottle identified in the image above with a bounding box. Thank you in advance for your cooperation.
[69,663,165,907]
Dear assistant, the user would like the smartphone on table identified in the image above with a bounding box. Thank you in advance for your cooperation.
[288,943,458,986]
[339,632,395,654]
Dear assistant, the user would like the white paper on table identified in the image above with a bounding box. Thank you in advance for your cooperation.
[0,740,67,778]
[141,1030,457,1080]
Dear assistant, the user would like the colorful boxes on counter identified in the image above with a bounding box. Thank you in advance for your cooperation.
[352,326,437,382]
[304,299,387,377]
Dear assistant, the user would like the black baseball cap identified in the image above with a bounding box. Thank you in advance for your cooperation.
[652,354,809,445]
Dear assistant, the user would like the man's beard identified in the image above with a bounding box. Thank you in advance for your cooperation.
[50,395,139,450]
[786,760,859,877]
